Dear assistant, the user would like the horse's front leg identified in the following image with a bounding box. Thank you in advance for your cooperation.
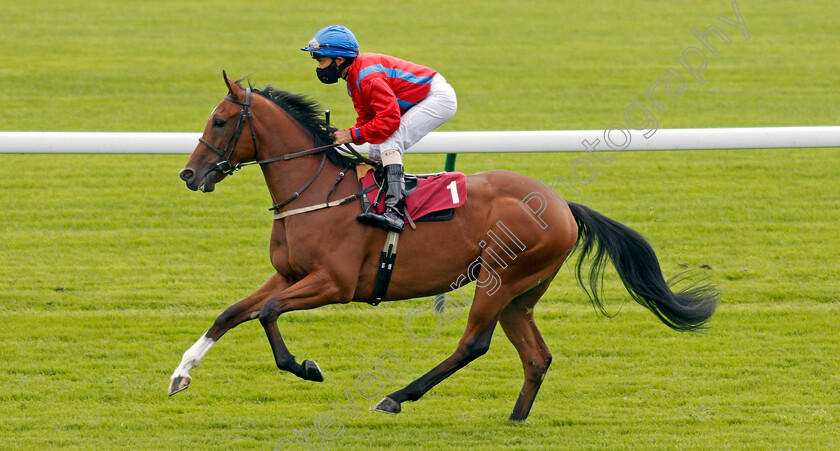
[168,273,291,395]
[258,270,348,382]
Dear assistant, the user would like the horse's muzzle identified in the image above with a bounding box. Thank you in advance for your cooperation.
[179,167,219,192]
[183,167,221,192]
[179,168,199,191]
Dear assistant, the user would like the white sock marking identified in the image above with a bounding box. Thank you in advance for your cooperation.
[172,333,216,379]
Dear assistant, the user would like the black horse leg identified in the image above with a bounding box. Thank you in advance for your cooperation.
[498,280,554,421]
[258,271,346,382]
[375,278,511,414]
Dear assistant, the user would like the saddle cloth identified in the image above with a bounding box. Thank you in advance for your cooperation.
[359,168,467,221]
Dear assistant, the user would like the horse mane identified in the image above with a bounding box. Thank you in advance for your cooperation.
[246,82,357,169]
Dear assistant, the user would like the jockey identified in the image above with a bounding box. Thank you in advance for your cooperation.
[302,25,457,233]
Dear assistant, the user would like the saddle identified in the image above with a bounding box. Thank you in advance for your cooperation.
[356,163,467,305]
[357,164,467,223]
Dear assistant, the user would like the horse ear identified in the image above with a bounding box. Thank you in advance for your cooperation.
[222,70,240,100]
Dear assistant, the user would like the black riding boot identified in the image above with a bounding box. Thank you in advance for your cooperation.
[357,164,405,232]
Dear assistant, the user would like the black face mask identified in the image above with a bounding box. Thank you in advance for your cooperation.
[316,62,341,84]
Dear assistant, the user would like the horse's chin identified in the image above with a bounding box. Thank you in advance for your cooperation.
[199,180,216,193]
[198,171,220,193]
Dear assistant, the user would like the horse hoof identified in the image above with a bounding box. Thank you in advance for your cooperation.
[168,375,191,396]
[373,397,401,415]
[302,360,324,382]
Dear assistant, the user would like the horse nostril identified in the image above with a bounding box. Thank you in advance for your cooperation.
[179,168,194,182]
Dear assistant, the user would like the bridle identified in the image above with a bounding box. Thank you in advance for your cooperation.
[198,88,260,176]
[197,87,377,213]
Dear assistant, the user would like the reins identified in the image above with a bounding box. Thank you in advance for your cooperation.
[198,88,379,217]
[266,145,378,215]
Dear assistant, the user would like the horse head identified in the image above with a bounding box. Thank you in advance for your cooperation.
[180,71,259,192]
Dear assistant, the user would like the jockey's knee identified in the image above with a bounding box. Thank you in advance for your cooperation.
[381,149,402,166]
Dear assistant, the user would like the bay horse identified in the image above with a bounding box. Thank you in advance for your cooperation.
[171,73,717,421]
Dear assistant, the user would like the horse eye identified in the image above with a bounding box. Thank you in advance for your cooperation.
[213,119,226,128]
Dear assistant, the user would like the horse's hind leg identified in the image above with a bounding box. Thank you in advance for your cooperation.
[168,273,290,395]
[499,279,554,421]
[374,267,511,415]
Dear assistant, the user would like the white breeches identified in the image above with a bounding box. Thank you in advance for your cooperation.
[368,73,457,159]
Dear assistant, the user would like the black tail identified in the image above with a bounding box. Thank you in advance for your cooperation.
[567,202,718,331]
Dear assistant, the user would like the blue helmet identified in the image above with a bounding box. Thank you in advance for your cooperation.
[301,25,359,58]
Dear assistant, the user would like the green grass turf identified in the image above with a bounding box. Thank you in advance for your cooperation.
[2,0,839,449]
[2,149,838,450]
[2,0,838,131]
